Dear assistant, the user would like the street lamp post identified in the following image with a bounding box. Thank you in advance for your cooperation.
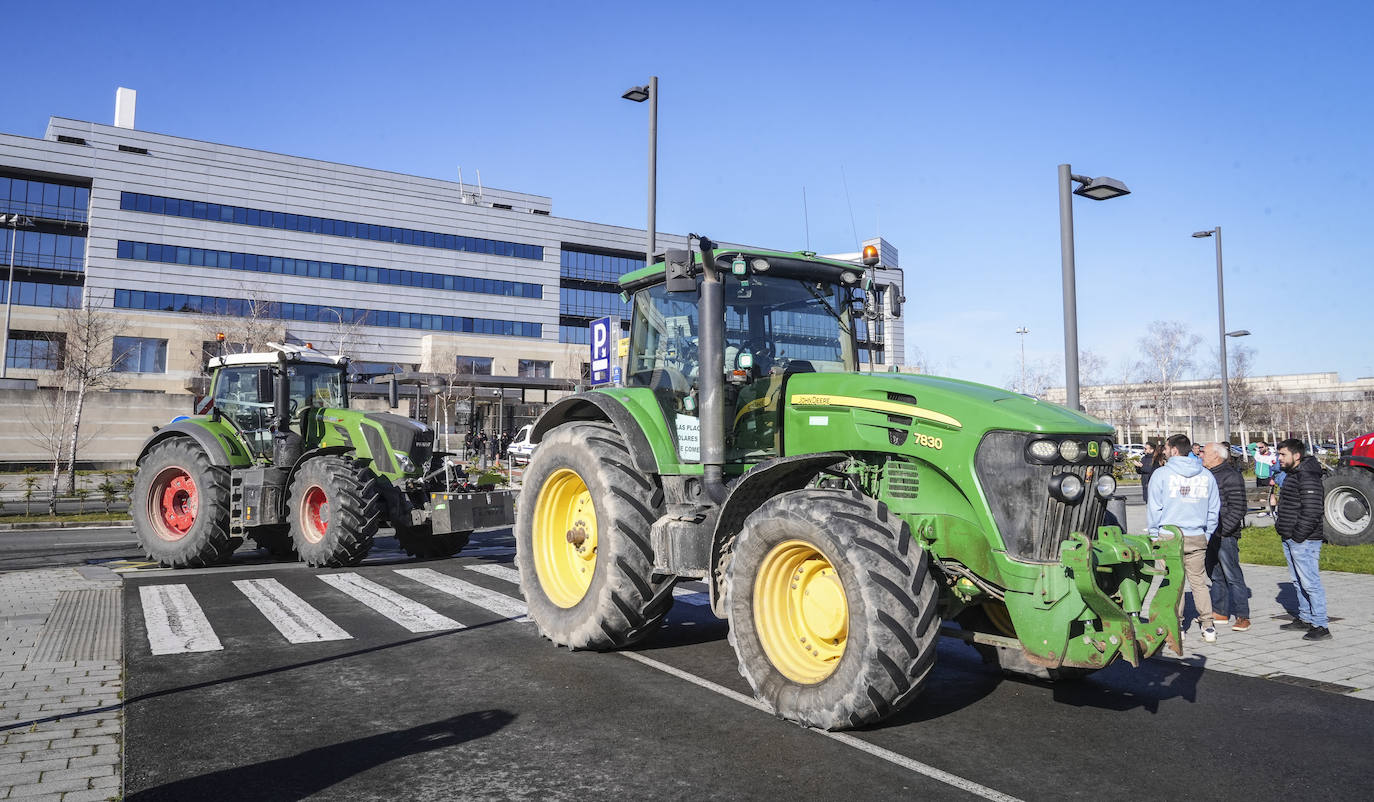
[1193,226,1249,441]
[1015,326,1029,394]
[1057,165,1130,411]
[622,77,658,269]
[1,214,36,380]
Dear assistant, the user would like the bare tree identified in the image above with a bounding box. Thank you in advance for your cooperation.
[186,292,285,371]
[58,297,126,494]
[1135,321,1201,434]
[1227,345,1259,447]
[322,308,371,358]
[25,386,76,516]
[1005,357,1059,399]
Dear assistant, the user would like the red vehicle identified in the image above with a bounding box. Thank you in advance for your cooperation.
[1324,433,1374,545]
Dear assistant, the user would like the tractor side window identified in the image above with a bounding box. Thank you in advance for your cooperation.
[288,364,345,411]
[213,366,272,455]
[628,283,702,463]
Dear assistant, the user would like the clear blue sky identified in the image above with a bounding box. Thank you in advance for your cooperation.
[5,1,1370,386]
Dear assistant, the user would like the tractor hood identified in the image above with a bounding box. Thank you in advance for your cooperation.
[359,412,434,475]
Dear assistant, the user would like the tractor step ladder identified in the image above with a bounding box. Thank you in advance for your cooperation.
[229,473,245,538]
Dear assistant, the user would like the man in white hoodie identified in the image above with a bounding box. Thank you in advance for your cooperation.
[1147,434,1222,643]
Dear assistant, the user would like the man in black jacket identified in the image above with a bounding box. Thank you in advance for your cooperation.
[1203,443,1251,631]
[1274,439,1331,640]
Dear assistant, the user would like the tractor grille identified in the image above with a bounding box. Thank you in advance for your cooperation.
[974,431,1109,564]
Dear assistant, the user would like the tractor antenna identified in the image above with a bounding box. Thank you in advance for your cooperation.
[840,164,860,251]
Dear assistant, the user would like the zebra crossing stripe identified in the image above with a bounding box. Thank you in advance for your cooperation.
[139,584,223,655]
[466,563,520,584]
[317,573,462,633]
[672,586,711,607]
[395,568,530,622]
[233,578,352,644]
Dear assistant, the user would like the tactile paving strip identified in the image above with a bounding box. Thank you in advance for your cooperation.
[31,588,121,662]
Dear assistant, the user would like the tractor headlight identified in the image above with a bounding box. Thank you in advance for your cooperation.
[1095,474,1117,499]
[1027,439,1059,463]
[1101,440,1113,461]
[1059,439,1084,462]
[1049,472,1085,504]
[395,452,416,473]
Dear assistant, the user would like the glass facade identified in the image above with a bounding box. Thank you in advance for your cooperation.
[0,176,89,224]
[5,330,64,370]
[559,286,627,319]
[558,246,636,344]
[0,279,82,309]
[114,289,541,338]
[113,336,168,373]
[120,192,543,261]
[559,248,644,282]
[518,359,551,378]
[456,356,493,375]
[2,229,86,273]
[116,240,539,299]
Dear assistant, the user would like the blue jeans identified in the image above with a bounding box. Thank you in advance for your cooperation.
[1281,539,1328,628]
[1207,536,1250,618]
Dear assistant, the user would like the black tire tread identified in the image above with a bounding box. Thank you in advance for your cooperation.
[132,438,233,569]
[287,455,381,567]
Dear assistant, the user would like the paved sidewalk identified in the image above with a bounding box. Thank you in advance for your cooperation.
[1,567,122,802]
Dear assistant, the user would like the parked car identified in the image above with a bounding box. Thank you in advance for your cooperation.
[507,424,536,464]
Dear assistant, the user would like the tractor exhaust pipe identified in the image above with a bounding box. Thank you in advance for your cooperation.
[695,235,727,505]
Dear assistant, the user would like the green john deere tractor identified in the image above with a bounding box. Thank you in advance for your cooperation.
[132,344,481,568]
[516,237,1186,730]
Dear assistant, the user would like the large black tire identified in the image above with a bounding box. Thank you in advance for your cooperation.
[726,489,939,730]
[1323,467,1374,546]
[515,421,672,650]
[132,438,233,568]
[287,455,381,567]
[396,521,471,559]
[250,525,297,559]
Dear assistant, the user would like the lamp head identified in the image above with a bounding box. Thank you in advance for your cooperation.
[1072,176,1131,201]
[1192,230,1214,238]
[861,244,880,267]
[621,85,650,103]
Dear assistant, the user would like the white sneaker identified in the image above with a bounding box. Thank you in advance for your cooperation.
[1202,627,1217,643]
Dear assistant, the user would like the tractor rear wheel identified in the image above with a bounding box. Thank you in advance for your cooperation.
[726,489,939,730]
[132,438,233,568]
[287,455,381,567]
[396,522,471,559]
[515,421,671,650]
[1323,467,1374,546]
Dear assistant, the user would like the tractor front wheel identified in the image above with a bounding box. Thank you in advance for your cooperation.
[132,438,234,568]
[727,489,939,730]
[1323,467,1374,546]
[288,455,382,567]
[515,421,671,650]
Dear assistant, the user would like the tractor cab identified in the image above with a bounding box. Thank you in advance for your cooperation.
[206,344,347,458]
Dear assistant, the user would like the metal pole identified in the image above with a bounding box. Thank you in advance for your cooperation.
[1057,164,1080,411]
[646,76,658,269]
[1,216,19,381]
[1214,226,1230,441]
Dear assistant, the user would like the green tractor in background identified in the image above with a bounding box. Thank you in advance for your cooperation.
[132,344,483,568]
[516,237,1186,730]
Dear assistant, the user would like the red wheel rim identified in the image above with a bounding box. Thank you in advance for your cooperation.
[148,466,198,541]
[301,486,329,544]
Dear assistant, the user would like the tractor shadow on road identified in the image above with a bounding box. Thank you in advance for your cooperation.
[126,709,516,801]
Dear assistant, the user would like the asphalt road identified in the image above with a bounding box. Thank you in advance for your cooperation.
[120,530,1374,802]
[0,524,138,570]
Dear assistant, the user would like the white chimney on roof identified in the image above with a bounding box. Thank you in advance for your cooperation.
[114,88,137,129]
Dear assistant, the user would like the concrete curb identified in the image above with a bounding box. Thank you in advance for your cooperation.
[0,519,132,531]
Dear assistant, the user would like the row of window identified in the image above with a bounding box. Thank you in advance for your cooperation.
[0,280,82,309]
[2,230,86,273]
[559,286,629,319]
[559,247,645,283]
[119,192,544,261]
[113,289,542,338]
[4,331,65,371]
[117,240,542,299]
[451,355,552,377]
[0,177,90,224]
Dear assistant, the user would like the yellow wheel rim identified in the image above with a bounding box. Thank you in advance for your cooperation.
[532,468,599,608]
[754,539,848,684]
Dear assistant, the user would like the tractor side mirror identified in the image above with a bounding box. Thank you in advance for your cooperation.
[256,368,274,404]
[388,376,400,409]
[664,249,697,295]
[886,283,905,319]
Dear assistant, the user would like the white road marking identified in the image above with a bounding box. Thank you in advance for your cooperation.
[617,651,1025,802]
[462,546,516,557]
[233,578,352,644]
[395,568,530,622]
[54,540,137,546]
[466,563,520,584]
[139,584,223,655]
[317,573,462,633]
[672,586,711,607]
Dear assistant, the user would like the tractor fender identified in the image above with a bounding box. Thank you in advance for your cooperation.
[706,451,849,616]
[136,420,248,467]
[531,393,659,475]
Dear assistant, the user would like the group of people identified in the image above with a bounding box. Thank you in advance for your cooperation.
[1139,434,1330,649]
[464,429,513,464]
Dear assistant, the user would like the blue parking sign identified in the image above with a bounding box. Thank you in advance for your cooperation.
[590,316,615,385]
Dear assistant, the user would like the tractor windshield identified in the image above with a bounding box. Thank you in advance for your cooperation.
[287,363,346,410]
